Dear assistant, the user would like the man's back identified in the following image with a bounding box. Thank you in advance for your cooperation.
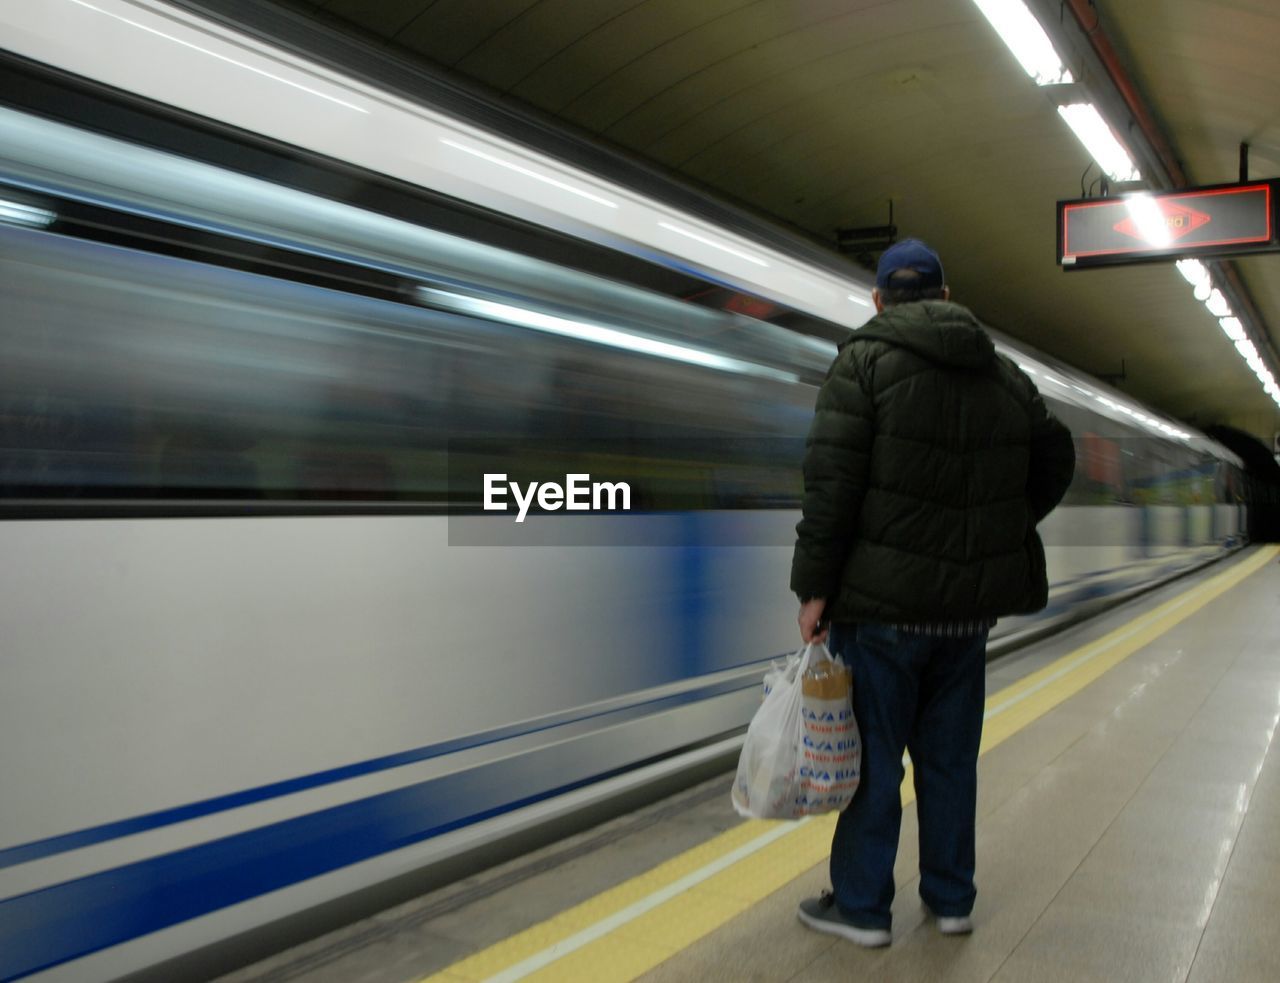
[790,298,1075,624]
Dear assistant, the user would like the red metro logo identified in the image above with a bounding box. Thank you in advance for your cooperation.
[1113,200,1212,242]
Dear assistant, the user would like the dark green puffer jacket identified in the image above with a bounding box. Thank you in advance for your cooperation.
[790,300,1076,623]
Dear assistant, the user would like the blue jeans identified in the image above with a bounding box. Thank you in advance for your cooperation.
[826,622,988,929]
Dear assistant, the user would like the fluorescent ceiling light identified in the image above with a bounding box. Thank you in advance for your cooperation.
[1057,103,1141,182]
[1124,195,1171,247]
[1175,258,1208,286]
[415,286,797,383]
[1182,274,1270,416]
[847,293,872,307]
[1219,317,1245,341]
[970,0,1073,85]
[1205,288,1232,318]
[0,199,55,228]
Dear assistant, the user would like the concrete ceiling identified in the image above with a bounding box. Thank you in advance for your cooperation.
[263,0,1280,442]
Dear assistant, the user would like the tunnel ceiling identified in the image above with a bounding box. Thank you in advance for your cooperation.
[254,0,1280,442]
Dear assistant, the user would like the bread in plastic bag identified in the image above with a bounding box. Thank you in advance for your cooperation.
[731,642,860,819]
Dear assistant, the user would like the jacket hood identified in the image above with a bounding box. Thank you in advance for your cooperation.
[848,300,996,370]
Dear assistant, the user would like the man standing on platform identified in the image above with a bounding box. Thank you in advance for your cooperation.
[789,239,1075,946]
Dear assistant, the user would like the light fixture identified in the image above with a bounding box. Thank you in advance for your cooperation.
[847,293,872,308]
[1193,279,1212,302]
[1057,103,1141,182]
[1175,259,1208,286]
[1205,288,1232,318]
[415,286,797,383]
[970,0,1073,85]
[0,199,55,228]
[1219,317,1246,341]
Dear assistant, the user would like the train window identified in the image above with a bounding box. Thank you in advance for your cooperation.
[0,224,813,512]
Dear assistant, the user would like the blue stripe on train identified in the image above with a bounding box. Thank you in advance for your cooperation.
[0,759,638,979]
[0,674,761,980]
[0,665,758,872]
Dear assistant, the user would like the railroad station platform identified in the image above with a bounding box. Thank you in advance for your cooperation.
[220,544,1280,983]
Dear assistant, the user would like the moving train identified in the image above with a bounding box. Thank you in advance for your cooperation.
[0,2,1244,979]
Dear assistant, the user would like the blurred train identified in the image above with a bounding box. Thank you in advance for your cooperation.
[0,2,1245,980]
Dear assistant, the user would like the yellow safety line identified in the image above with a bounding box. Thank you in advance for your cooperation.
[423,545,1279,983]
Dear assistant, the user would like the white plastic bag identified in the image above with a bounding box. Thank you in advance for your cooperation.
[731,642,860,820]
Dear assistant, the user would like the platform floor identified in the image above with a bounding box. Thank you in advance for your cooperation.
[221,545,1280,983]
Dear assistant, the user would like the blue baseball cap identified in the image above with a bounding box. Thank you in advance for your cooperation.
[876,238,945,291]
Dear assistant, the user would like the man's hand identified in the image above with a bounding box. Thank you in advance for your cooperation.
[798,597,828,644]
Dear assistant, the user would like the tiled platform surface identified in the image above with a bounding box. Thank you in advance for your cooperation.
[221,548,1280,983]
[640,549,1280,983]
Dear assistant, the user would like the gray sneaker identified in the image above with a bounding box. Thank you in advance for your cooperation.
[924,903,973,935]
[797,892,891,947]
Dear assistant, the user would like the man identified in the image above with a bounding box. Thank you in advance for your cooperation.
[790,239,1075,946]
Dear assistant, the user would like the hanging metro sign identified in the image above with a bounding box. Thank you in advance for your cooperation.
[1057,180,1280,269]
